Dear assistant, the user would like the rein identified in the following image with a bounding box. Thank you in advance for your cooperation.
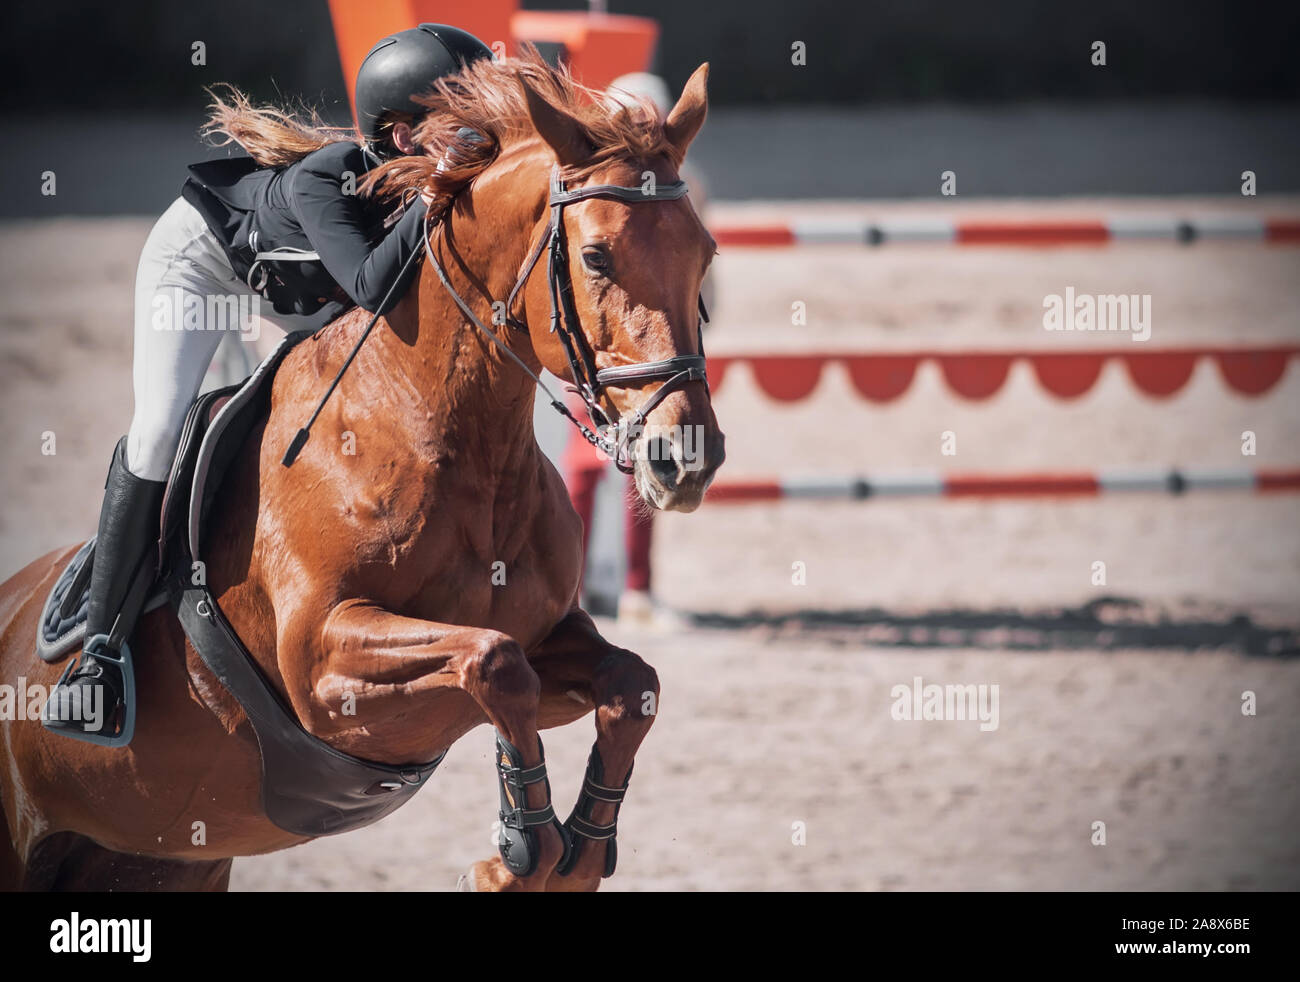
[424,164,709,473]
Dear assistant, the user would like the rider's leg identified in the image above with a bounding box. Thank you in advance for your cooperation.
[47,199,232,737]
[126,198,240,480]
[44,436,167,737]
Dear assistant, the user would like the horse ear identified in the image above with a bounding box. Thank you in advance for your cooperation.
[664,63,709,159]
[520,78,592,166]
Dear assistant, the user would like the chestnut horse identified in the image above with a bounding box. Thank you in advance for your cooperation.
[0,55,723,891]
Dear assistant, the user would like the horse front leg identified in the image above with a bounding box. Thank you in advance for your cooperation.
[529,608,661,892]
[308,600,566,892]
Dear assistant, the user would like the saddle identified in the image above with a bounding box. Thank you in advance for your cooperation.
[36,329,444,837]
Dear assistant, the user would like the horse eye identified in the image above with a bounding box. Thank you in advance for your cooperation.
[581,247,610,274]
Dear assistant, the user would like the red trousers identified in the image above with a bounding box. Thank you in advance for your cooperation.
[565,464,653,592]
[561,393,653,592]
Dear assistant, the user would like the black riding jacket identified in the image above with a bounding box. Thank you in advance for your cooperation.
[182,141,428,317]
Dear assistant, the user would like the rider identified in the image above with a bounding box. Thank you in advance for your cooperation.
[45,24,493,741]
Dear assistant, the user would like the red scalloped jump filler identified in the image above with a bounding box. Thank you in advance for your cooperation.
[705,347,1299,403]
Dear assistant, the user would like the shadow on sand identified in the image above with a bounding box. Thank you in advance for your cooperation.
[684,596,1300,657]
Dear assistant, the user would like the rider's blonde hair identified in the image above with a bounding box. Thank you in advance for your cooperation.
[199,83,358,168]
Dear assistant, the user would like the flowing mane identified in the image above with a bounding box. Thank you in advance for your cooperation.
[361,48,680,209]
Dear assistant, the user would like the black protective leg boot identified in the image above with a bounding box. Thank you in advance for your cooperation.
[44,437,165,745]
[493,732,571,877]
[555,747,631,879]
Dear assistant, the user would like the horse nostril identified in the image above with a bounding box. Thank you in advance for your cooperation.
[645,437,679,488]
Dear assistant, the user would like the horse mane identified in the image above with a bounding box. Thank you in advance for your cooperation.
[360,47,679,210]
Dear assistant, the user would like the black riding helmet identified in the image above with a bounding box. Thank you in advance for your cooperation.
[355,23,492,156]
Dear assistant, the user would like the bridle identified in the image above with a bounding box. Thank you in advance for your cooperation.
[424,164,709,473]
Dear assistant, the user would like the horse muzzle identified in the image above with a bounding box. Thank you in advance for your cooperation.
[631,422,725,512]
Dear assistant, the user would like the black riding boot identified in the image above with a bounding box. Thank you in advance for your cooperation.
[45,437,165,742]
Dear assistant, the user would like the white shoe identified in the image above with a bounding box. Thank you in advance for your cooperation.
[617,590,687,632]
[617,590,654,626]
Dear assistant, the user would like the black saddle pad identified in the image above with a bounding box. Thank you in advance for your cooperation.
[37,539,95,661]
[36,539,168,664]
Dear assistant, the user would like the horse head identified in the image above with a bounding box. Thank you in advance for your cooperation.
[509,65,725,512]
[372,53,726,510]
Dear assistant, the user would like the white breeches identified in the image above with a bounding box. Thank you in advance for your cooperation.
[126,197,310,480]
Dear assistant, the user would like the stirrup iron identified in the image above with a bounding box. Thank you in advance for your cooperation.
[43,633,136,748]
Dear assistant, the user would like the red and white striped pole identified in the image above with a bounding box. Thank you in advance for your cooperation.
[706,468,1300,503]
[712,216,1300,247]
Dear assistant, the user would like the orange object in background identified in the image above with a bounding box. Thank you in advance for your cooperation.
[326,0,519,120]
[511,11,658,89]
[328,0,660,120]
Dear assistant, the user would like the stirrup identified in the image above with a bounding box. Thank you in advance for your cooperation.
[42,633,136,748]
[493,732,570,877]
[556,747,631,878]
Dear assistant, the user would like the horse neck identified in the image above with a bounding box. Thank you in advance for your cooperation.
[368,178,547,486]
